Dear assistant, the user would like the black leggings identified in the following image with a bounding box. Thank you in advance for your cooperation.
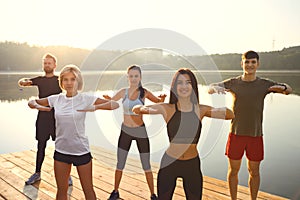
[36,140,47,173]
[157,153,203,200]
[117,124,151,171]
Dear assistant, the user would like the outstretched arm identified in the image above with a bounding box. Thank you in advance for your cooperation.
[18,78,33,87]
[145,90,167,103]
[78,98,119,112]
[95,98,119,110]
[268,83,292,95]
[102,94,112,100]
[208,83,229,94]
[202,105,234,120]
[132,103,167,115]
[103,88,124,101]
[28,98,51,111]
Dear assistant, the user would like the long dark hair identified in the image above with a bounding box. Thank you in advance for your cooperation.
[169,68,199,104]
[127,65,145,98]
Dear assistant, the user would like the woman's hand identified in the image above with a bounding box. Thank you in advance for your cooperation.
[77,105,96,112]
[28,100,52,111]
[132,105,143,114]
[158,94,167,102]
[132,105,160,114]
[103,94,112,100]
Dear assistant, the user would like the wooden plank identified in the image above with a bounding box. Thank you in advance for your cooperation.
[92,146,236,199]
[92,149,186,199]
[91,146,289,200]
[0,146,289,200]
[20,147,135,199]
[204,175,288,200]
[2,152,81,200]
[0,166,53,200]
[92,161,157,199]
[0,175,30,200]
[7,151,84,200]
[0,153,57,200]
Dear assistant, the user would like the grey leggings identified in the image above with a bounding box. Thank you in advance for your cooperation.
[117,124,151,171]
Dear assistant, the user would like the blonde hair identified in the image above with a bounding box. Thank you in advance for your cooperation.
[42,53,57,64]
[59,64,84,91]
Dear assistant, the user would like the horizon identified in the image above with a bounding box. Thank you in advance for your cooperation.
[1,40,299,56]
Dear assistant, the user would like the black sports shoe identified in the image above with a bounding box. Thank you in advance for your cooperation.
[25,172,41,185]
[108,190,120,200]
[68,176,73,186]
[150,194,158,200]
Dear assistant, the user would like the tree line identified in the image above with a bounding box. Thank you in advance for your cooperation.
[0,41,299,71]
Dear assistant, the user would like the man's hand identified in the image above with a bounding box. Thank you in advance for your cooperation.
[18,78,32,86]
[208,85,229,94]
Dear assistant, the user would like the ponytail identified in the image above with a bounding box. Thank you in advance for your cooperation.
[138,81,145,99]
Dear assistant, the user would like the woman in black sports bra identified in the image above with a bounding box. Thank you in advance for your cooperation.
[133,68,234,200]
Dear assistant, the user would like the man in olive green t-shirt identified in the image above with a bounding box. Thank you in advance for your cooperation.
[208,50,292,200]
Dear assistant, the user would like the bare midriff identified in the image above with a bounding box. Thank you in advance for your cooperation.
[123,114,144,127]
[166,143,198,160]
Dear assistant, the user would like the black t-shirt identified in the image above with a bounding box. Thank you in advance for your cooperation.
[31,76,62,98]
[30,75,62,140]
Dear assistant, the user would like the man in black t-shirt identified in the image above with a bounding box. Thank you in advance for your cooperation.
[18,53,73,185]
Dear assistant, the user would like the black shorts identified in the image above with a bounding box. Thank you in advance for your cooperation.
[54,151,92,166]
[36,111,56,141]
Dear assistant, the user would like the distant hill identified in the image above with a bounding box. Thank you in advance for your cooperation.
[1,41,300,71]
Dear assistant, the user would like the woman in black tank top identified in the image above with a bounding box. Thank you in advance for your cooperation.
[133,68,234,200]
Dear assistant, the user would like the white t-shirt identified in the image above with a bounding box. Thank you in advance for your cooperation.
[48,93,97,155]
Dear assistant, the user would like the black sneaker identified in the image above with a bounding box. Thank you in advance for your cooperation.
[25,172,41,185]
[108,190,120,200]
[68,176,73,186]
[150,194,158,200]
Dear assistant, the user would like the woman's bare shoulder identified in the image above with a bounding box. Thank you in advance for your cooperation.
[151,103,174,111]
[199,104,212,109]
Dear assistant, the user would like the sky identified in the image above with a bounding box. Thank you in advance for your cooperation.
[1,0,300,55]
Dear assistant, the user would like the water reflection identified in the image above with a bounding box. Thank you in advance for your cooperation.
[0,70,299,101]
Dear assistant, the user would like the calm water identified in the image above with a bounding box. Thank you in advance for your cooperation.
[0,71,300,199]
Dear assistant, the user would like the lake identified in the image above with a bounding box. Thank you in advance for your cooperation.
[0,71,300,199]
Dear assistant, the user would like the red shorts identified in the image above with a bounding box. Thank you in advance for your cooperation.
[225,133,264,161]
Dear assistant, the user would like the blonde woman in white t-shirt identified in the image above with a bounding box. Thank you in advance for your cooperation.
[28,64,119,200]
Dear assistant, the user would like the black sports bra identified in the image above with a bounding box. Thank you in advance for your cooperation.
[167,103,202,144]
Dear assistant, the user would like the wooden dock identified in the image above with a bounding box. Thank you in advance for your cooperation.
[0,146,288,200]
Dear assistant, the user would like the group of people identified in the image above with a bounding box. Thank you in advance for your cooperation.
[19,50,292,200]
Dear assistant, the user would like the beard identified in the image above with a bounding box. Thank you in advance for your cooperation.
[44,67,54,74]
